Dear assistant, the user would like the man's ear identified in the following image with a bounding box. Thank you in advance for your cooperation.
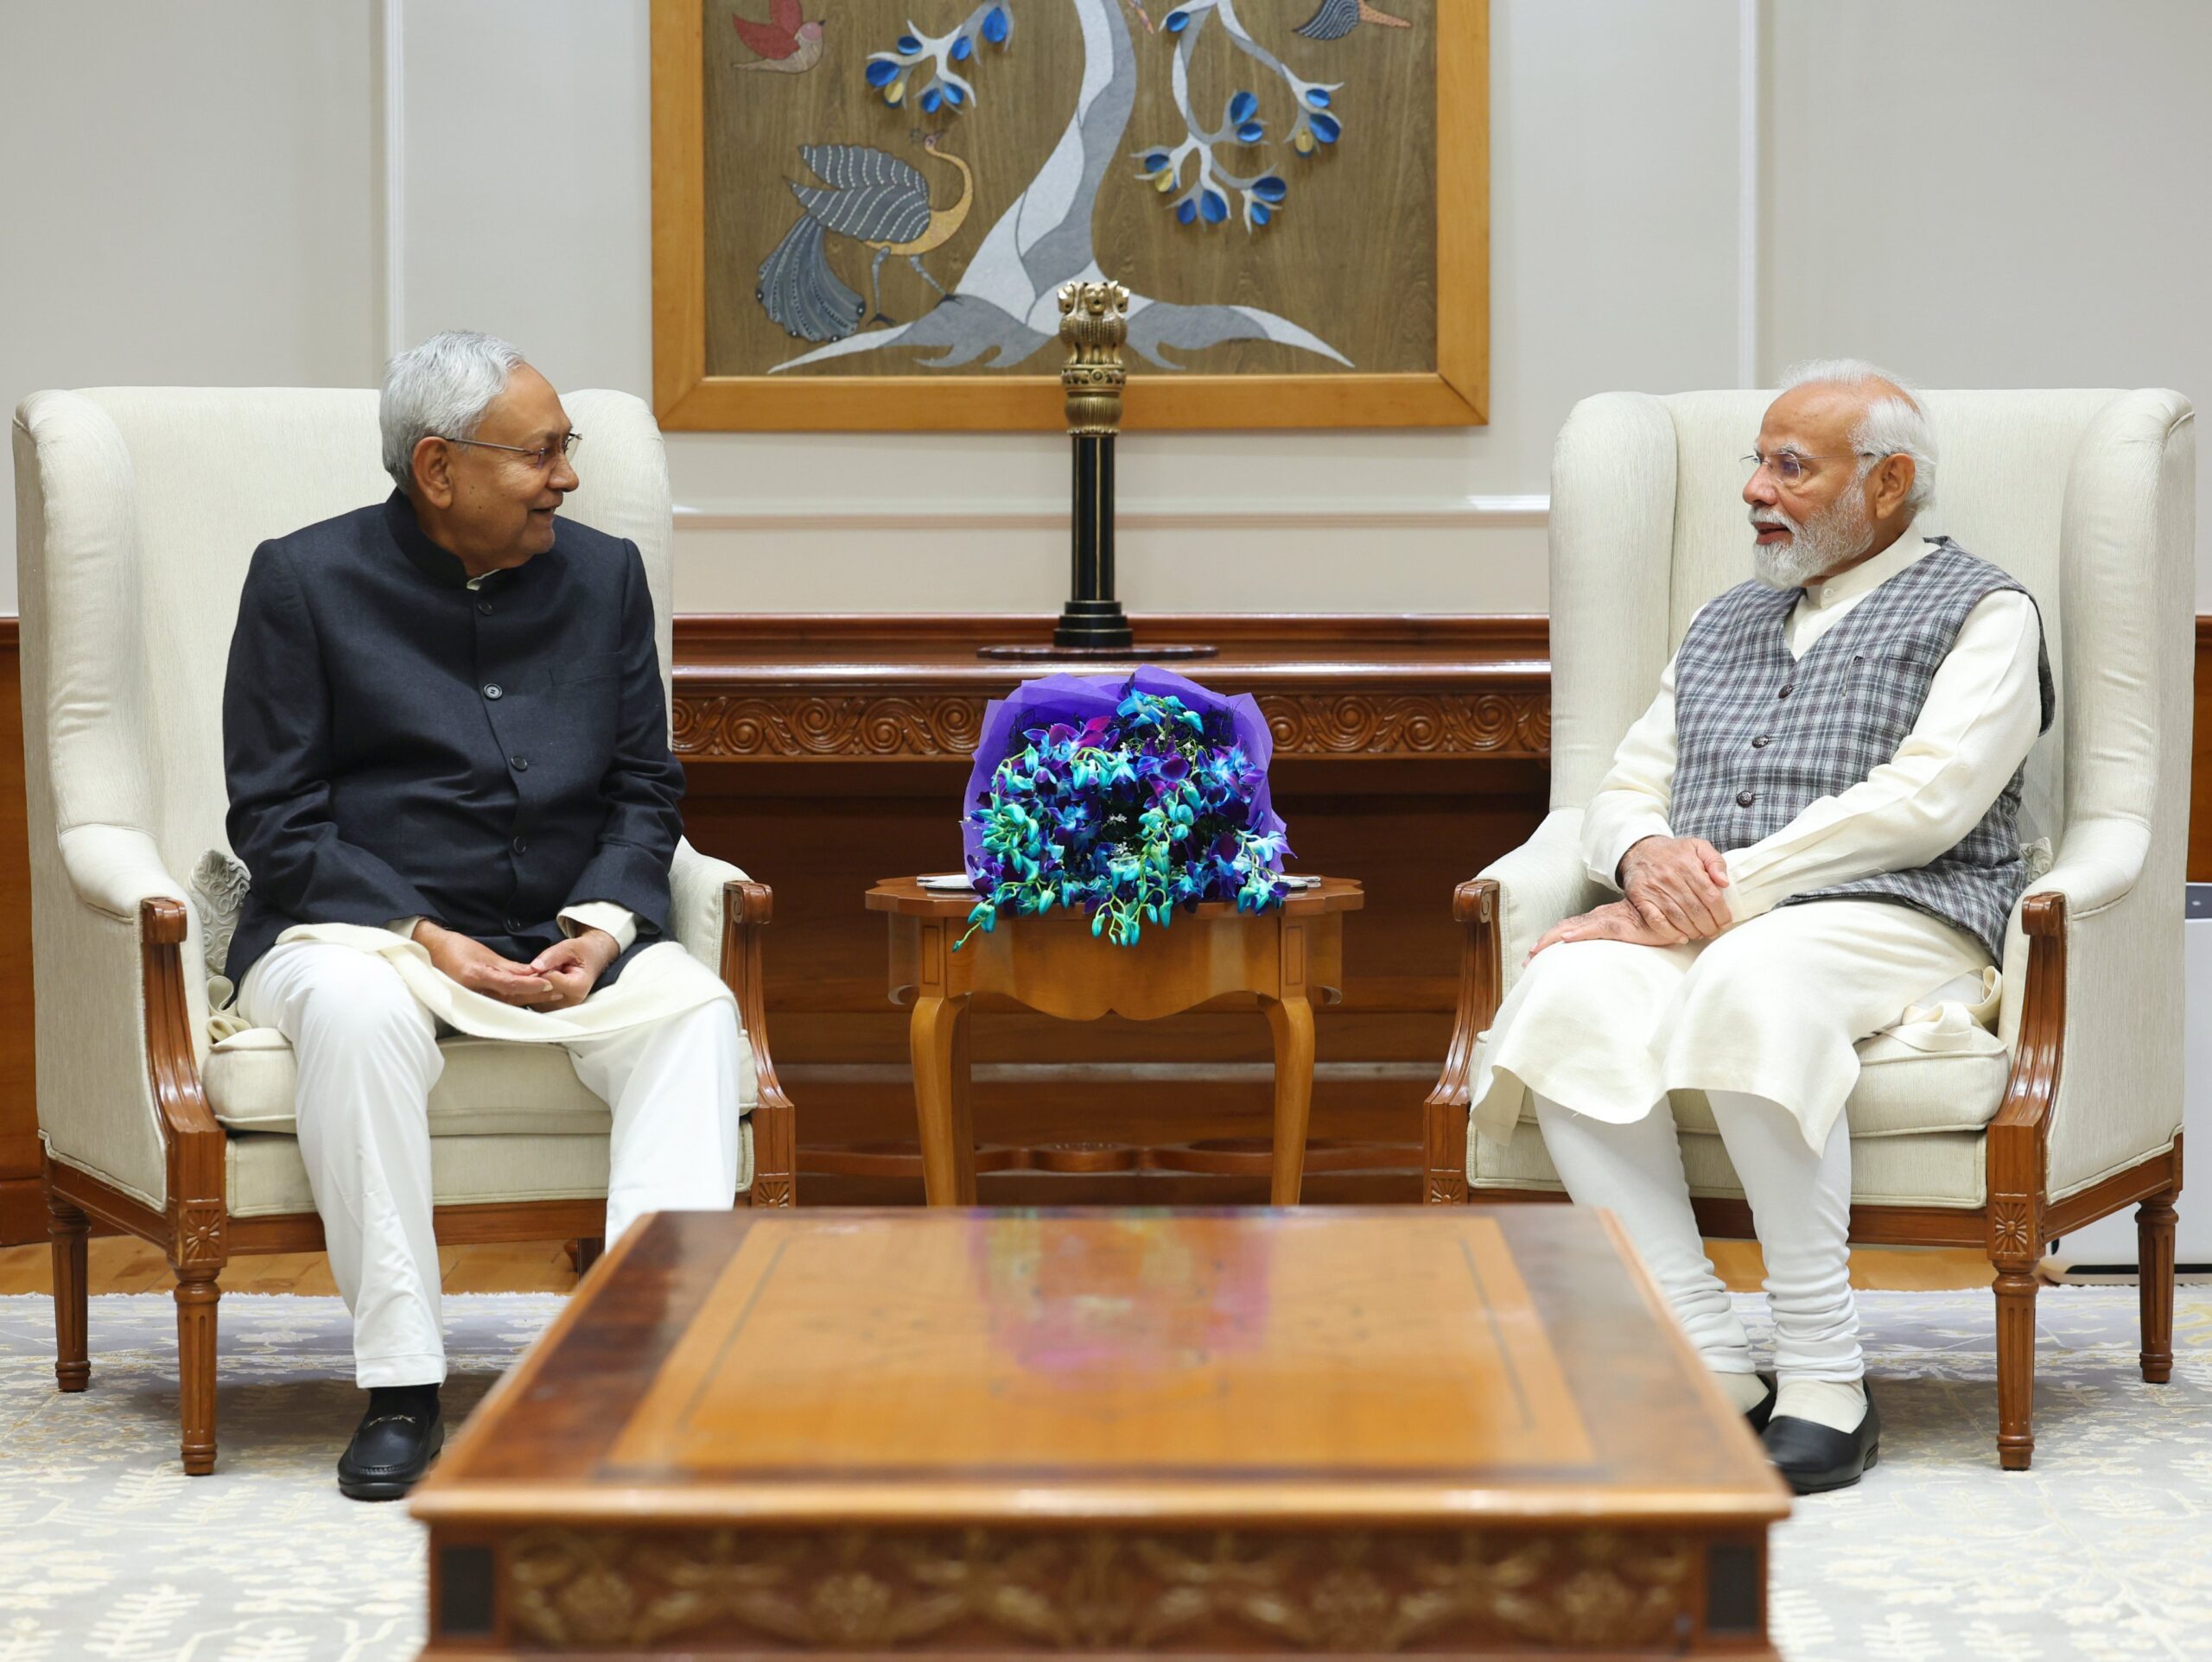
[410,436,455,509]
[1871,453,1916,521]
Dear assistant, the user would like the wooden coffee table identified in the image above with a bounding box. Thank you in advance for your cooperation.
[866,876,1364,1206]
[414,1207,1786,1659]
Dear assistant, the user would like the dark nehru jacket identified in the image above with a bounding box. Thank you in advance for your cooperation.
[220,490,684,994]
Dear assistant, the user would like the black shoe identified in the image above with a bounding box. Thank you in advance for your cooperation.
[1762,1394,1880,1494]
[1744,1373,1777,1434]
[337,1392,444,1501]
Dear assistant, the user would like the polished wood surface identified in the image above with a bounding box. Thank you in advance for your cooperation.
[1425,876,2188,1474]
[651,2,1489,430]
[870,879,1363,1205]
[677,613,1547,1204]
[413,1206,1783,1658]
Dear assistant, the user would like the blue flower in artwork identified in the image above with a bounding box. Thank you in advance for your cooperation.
[898,33,923,52]
[1310,111,1341,143]
[920,85,944,112]
[1176,198,1198,225]
[1141,149,1172,173]
[1229,90,1259,124]
[1236,120,1265,144]
[1252,174,1288,203]
[1305,86,1332,110]
[1165,9,1192,30]
[944,82,964,105]
[982,6,1011,43]
[951,33,973,60]
[1199,188,1229,224]
[1250,203,1272,226]
[865,57,899,87]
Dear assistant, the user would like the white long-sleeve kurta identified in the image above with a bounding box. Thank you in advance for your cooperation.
[1469,523,2047,1151]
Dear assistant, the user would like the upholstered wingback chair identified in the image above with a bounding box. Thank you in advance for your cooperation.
[13,386,796,1475]
[1426,388,2195,1471]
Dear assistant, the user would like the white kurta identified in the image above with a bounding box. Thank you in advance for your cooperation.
[1470,522,2047,1151]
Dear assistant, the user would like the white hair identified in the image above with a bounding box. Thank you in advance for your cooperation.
[1781,357,1937,516]
[379,330,527,492]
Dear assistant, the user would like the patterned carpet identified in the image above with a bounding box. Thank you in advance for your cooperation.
[1,1287,2208,1661]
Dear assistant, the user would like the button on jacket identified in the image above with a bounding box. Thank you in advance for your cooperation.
[221,491,685,993]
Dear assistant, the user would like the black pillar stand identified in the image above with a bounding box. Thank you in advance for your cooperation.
[979,435,1216,662]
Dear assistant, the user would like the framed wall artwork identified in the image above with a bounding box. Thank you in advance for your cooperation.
[651,0,1486,430]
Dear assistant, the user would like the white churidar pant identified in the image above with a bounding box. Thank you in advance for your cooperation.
[1532,1088,1859,1382]
[241,942,745,1387]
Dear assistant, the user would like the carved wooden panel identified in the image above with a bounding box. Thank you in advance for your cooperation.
[502,1525,1702,1654]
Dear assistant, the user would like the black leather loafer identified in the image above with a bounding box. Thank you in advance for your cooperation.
[337,1401,444,1500]
[1762,1395,1880,1494]
[1744,1373,1777,1435]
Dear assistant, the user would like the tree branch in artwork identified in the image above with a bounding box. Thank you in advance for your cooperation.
[1133,0,1341,231]
[864,5,1016,116]
[768,0,1362,371]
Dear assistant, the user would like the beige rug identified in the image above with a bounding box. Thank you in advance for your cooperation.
[2,1287,2208,1660]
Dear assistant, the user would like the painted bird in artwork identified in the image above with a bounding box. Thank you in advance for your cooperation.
[756,132,977,342]
[733,0,825,73]
[1294,0,1411,41]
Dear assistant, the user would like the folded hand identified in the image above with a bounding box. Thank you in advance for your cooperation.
[1530,898,1694,960]
[1618,834,1733,940]
[525,928,622,1011]
[412,921,556,1005]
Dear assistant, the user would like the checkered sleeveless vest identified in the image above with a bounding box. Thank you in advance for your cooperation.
[1670,539,2055,960]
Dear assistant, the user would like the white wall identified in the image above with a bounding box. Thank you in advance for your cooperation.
[3,1,2207,616]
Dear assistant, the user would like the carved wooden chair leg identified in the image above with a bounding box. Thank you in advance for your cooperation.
[2138,1186,2179,1384]
[173,1266,222,1476]
[572,1237,605,1276]
[48,1189,90,1392]
[1991,1259,2038,1471]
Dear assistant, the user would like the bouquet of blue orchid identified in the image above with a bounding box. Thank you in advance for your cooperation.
[959,667,1292,948]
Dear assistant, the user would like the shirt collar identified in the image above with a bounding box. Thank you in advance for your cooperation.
[383,488,477,590]
[1800,517,1935,610]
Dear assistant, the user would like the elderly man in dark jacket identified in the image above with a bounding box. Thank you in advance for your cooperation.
[223,331,743,1500]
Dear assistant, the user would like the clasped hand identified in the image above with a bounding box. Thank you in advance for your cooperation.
[410,920,620,1010]
[1530,834,1733,959]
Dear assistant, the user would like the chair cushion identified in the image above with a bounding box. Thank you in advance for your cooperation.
[1676,1036,2012,1139]
[225,1120,756,1218]
[204,1028,757,1137]
[1473,1120,1989,1209]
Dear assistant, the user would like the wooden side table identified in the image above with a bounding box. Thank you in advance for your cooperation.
[866,877,1363,1206]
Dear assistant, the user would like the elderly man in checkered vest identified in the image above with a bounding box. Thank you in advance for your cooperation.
[1469,361,2053,1494]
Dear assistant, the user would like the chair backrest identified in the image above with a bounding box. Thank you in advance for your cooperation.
[14,384,673,897]
[1548,386,2195,882]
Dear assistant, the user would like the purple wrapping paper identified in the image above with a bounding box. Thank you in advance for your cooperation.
[961,665,1285,877]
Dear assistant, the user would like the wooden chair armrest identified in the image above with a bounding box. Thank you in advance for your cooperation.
[721,879,797,1205]
[1985,891,2066,1264]
[139,897,227,1267]
[1422,878,1502,1203]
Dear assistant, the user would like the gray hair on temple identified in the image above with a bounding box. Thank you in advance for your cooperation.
[378,330,527,492]
[1782,357,1938,516]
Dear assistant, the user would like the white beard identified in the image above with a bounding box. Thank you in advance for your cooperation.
[1751,490,1872,589]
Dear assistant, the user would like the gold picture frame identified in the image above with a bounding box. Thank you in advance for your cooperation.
[652,0,1487,430]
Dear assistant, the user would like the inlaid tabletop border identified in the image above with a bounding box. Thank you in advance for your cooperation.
[415,1208,1788,1531]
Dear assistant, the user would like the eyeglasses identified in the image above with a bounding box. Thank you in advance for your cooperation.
[1743,447,1878,485]
[442,432,582,470]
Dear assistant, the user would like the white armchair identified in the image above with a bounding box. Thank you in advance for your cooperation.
[1425,387,2195,1471]
[13,385,796,1476]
